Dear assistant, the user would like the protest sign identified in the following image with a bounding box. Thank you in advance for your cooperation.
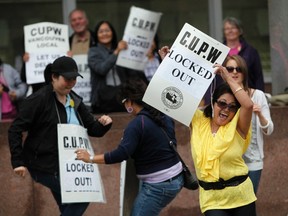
[72,54,91,105]
[57,124,105,203]
[119,159,139,216]
[24,22,69,84]
[116,6,162,71]
[143,23,230,126]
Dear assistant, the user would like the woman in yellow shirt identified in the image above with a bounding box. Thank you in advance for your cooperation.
[159,46,257,215]
[191,65,256,215]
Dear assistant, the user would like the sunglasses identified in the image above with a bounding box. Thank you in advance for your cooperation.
[216,100,239,112]
[226,66,242,73]
[121,98,127,104]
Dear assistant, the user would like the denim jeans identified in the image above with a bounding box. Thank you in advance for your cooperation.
[248,169,262,194]
[131,173,183,216]
[29,169,89,216]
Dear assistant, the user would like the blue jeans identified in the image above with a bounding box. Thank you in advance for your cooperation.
[29,169,89,216]
[248,170,262,194]
[131,173,183,216]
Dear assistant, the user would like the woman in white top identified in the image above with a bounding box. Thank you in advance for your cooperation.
[223,55,274,194]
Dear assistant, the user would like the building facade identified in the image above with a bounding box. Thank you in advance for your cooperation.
[0,0,286,94]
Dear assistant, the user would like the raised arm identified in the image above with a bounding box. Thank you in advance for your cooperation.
[214,64,253,138]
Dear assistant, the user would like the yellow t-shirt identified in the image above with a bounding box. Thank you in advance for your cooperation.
[191,109,256,213]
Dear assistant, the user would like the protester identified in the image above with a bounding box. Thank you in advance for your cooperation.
[88,20,148,114]
[144,34,161,82]
[0,58,27,120]
[8,56,112,216]
[223,55,274,194]
[68,8,96,110]
[201,16,265,106]
[223,16,265,91]
[20,9,95,94]
[159,47,256,215]
[68,8,96,56]
[76,78,183,216]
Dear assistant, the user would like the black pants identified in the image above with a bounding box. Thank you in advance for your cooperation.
[204,202,256,216]
[29,169,89,216]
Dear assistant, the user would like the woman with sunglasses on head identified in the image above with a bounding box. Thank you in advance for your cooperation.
[159,47,256,215]
[223,55,274,195]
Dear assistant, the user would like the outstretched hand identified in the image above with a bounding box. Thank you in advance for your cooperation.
[98,115,112,126]
[75,149,91,163]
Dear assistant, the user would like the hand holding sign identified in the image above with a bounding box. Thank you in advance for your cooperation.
[143,23,230,126]
[158,46,170,60]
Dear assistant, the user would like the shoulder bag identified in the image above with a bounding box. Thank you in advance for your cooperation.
[162,128,199,190]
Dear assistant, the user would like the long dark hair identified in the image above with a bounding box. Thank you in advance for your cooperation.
[203,83,240,118]
[119,78,165,127]
[94,20,118,50]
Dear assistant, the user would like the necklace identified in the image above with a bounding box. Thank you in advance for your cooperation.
[211,121,219,137]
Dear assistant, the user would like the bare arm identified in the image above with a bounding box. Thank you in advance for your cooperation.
[214,64,253,138]
[75,149,106,164]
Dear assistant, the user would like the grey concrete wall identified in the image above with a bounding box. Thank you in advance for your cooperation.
[0,107,287,216]
[268,0,288,94]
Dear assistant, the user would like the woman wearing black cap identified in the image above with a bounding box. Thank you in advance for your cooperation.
[8,56,113,216]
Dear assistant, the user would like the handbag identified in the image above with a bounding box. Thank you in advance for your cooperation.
[169,141,199,190]
[162,128,199,190]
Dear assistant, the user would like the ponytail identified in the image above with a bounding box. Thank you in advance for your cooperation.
[44,63,53,84]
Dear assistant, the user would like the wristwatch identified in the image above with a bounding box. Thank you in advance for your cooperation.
[89,155,94,163]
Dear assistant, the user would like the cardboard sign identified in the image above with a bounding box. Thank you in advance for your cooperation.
[143,23,230,126]
[57,124,105,203]
[116,6,162,71]
[24,22,69,84]
[72,54,91,105]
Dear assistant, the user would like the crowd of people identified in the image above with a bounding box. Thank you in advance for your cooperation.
[3,6,274,216]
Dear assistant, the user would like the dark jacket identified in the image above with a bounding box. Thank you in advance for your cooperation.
[104,109,180,175]
[88,44,148,113]
[8,84,111,174]
[69,29,96,48]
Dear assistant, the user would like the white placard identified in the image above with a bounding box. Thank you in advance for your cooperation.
[143,23,230,126]
[57,124,105,203]
[24,22,69,84]
[72,54,91,104]
[119,161,126,216]
[116,6,162,71]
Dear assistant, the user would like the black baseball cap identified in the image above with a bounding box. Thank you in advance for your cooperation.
[52,56,83,79]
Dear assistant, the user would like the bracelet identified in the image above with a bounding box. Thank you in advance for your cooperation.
[89,155,94,163]
[234,87,243,95]
[260,121,269,129]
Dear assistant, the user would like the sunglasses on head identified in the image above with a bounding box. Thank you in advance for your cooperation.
[216,100,239,112]
[226,66,242,73]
